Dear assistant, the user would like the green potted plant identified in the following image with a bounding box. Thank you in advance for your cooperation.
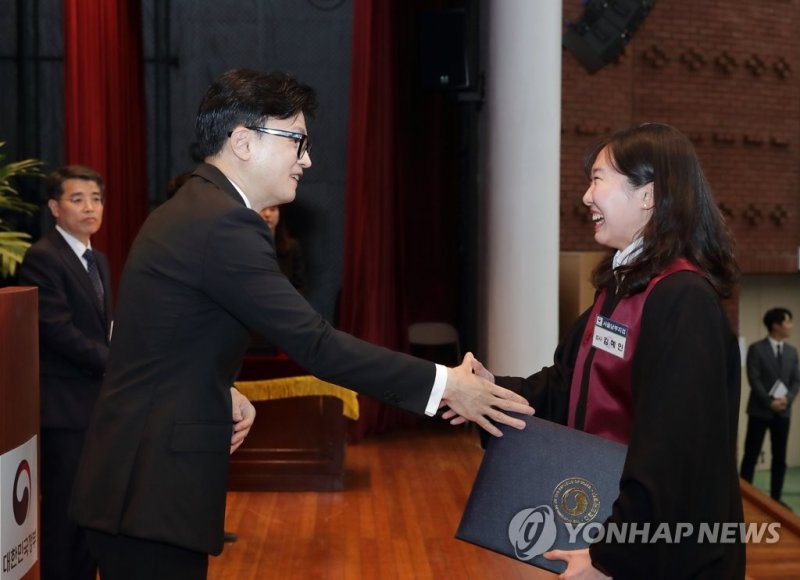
[0,141,41,278]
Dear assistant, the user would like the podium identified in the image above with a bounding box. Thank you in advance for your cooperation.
[0,287,40,579]
[228,355,352,491]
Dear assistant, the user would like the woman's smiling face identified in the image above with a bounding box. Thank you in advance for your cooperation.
[582,146,653,251]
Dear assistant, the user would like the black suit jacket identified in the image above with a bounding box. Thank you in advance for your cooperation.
[18,229,112,429]
[745,337,800,419]
[71,163,435,555]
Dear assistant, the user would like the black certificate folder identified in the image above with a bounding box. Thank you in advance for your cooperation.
[456,416,627,574]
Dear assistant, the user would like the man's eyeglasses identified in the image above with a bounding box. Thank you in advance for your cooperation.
[245,126,311,159]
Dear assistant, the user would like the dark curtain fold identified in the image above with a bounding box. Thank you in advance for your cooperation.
[64,0,148,294]
[341,0,417,442]
[341,0,460,442]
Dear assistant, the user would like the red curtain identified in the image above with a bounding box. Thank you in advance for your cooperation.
[64,0,148,294]
[341,0,416,442]
[341,0,460,441]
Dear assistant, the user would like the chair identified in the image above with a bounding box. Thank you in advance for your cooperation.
[408,322,462,366]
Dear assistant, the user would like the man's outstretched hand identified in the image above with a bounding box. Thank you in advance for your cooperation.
[440,352,533,437]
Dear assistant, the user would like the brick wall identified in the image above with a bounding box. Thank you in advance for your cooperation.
[561,0,800,277]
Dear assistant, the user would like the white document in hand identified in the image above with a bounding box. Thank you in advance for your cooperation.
[769,379,788,399]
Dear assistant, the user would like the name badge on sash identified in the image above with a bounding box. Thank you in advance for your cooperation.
[592,315,628,359]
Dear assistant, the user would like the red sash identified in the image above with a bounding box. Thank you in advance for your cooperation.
[567,258,700,444]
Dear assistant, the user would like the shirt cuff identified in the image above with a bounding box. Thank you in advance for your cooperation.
[424,364,447,416]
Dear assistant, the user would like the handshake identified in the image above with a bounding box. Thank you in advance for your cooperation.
[439,352,534,437]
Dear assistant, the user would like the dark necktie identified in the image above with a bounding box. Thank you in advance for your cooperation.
[776,343,783,369]
[83,248,105,309]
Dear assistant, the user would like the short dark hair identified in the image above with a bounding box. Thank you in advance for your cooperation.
[195,69,317,159]
[587,123,738,298]
[46,165,105,200]
[763,307,792,332]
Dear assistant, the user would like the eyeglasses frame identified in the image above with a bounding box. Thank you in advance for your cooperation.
[243,126,311,159]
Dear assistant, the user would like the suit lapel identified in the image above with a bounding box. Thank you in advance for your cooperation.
[50,230,107,327]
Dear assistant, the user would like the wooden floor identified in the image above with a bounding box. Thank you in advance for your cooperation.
[209,422,800,579]
[741,480,800,580]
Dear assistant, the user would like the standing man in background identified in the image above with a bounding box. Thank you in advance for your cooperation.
[18,165,112,580]
[741,307,799,508]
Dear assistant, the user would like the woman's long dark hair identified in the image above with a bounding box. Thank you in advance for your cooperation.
[273,218,293,257]
[588,123,738,297]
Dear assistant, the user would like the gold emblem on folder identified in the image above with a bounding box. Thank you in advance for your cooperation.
[552,477,601,524]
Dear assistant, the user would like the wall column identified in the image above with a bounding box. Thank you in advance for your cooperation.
[481,0,562,375]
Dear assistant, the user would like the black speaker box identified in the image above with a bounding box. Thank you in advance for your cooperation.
[419,9,476,90]
[563,0,656,74]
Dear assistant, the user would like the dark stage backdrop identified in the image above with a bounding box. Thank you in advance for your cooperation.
[341,0,470,440]
[0,0,475,439]
[141,0,354,324]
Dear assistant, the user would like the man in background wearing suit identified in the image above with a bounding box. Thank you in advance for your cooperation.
[18,165,112,580]
[741,307,800,508]
[70,69,532,579]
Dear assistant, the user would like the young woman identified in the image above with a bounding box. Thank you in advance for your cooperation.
[467,123,744,579]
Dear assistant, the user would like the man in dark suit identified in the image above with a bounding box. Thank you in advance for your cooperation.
[740,307,799,506]
[70,69,532,579]
[18,165,112,580]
